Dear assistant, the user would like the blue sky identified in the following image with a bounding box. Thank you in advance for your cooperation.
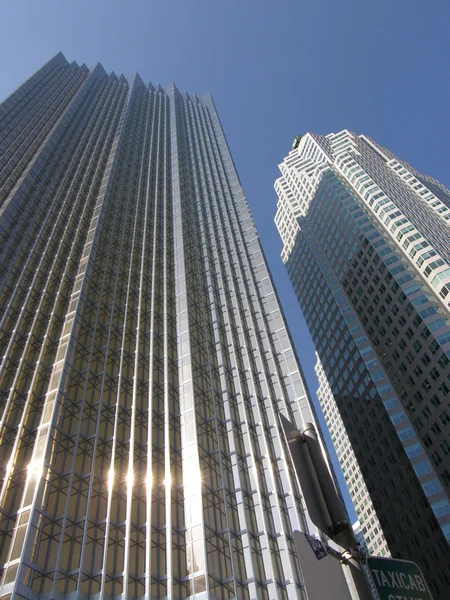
[2,0,450,518]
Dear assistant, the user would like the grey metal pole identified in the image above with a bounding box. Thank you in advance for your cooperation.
[300,422,357,550]
[280,415,377,599]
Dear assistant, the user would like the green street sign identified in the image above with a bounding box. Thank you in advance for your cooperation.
[368,556,433,600]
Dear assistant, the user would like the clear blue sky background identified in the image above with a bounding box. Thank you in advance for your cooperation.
[2,0,450,520]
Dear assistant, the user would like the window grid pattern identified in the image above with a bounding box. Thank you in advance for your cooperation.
[314,355,389,557]
[275,130,450,599]
[0,55,324,600]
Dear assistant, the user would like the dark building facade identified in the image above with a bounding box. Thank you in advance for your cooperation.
[0,54,331,600]
[275,130,450,599]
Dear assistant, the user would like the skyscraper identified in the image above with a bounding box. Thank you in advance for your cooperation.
[275,130,450,598]
[0,53,332,600]
[315,355,389,558]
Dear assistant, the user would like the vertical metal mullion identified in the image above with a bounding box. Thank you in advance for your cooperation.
[100,85,145,599]
[48,80,129,598]
[187,100,262,593]
[0,76,110,391]
[0,75,114,498]
[161,92,174,598]
[189,99,239,598]
[123,87,152,598]
[7,77,124,598]
[198,104,293,597]
[202,100,308,597]
[168,87,208,597]
[1,68,82,181]
[144,90,159,599]
[155,89,172,599]
[73,84,130,593]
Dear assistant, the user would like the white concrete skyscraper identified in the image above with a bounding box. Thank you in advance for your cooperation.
[0,54,337,600]
[275,130,450,599]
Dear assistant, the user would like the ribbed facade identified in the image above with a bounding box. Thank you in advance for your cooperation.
[0,54,325,600]
[275,130,450,598]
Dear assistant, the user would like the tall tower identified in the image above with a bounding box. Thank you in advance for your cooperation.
[275,130,450,599]
[314,354,390,558]
[0,54,329,600]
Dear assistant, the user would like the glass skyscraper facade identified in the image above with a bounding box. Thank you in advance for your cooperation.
[314,355,389,558]
[275,130,450,598]
[0,54,330,600]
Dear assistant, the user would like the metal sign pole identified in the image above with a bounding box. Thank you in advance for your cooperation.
[280,414,376,599]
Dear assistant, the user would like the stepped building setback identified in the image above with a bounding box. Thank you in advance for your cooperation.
[0,54,336,600]
[275,129,450,599]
